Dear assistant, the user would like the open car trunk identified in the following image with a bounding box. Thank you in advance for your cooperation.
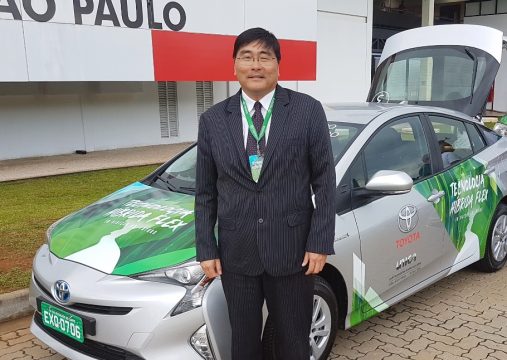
[368,24,504,117]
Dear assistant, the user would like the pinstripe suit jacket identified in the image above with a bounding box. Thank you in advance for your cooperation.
[195,85,336,276]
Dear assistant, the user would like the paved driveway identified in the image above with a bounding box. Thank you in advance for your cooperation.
[1,266,506,360]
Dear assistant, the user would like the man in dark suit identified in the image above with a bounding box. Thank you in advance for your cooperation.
[195,28,336,360]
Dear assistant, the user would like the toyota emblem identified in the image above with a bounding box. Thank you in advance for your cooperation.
[53,280,71,304]
[398,205,418,233]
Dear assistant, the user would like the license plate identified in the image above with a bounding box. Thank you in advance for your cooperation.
[41,302,84,343]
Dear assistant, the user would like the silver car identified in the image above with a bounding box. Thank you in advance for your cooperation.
[30,24,507,360]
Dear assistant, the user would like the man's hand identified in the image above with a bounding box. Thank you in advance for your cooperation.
[200,259,222,279]
[302,252,327,275]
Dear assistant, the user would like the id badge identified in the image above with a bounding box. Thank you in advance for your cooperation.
[248,155,263,182]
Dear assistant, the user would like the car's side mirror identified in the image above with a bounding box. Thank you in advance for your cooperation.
[365,170,413,195]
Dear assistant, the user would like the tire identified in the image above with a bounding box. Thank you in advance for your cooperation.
[476,203,507,272]
[262,276,339,360]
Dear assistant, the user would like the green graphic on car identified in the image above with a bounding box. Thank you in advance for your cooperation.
[415,158,502,257]
[50,182,197,275]
[349,254,388,327]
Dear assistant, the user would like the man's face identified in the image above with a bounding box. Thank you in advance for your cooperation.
[234,41,279,99]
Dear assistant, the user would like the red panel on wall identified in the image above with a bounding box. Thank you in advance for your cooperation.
[152,31,316,81]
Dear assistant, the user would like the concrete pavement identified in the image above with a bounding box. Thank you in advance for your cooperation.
[1,266,506,359]
[0,143,192,182]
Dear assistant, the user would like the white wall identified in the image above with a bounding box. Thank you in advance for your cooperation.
[225,0,373,104]
[79,83,161,152]
[465,15,507,112]
[0,82,199,159]
[24,22,154,82]
[299,0,373,103]
[0,20,27,81]
[0,93,85,159]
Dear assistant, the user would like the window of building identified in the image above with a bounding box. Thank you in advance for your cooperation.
[481,0,496,14]
[465,2,481,16]
[196,81,214,120]
[158,82,178,138]
[498,0,507,13]
[464,0,507,15]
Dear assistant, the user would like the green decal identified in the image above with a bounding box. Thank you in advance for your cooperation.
[349,254,387,327]
[415,158,502,256]
[50,182,197,276]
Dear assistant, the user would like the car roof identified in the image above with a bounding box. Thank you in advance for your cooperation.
[323,102,478,125]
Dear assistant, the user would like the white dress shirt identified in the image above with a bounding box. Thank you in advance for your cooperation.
[240,88,276,149]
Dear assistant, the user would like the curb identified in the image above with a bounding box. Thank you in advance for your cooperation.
[0,289,33,324]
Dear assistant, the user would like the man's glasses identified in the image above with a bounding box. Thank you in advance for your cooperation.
[235,55,277,66]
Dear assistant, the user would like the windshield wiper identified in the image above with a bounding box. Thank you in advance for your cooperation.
[153,174,195,194]
[178,186,195,192]
[153,174,178,192]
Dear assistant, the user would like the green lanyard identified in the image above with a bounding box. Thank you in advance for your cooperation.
[241,95,275,145]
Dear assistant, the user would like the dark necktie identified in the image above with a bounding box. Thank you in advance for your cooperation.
[246,101,266,157]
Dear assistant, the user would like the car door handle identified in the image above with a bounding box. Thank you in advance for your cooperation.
[484,167,495,175]
[427,190,445,203]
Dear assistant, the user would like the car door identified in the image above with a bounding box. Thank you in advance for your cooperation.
[351,115,446,311]
[419,115,506,271]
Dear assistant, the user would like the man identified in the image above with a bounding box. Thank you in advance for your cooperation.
[195,28,335,360]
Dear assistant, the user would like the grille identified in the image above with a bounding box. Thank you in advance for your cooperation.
[34,312,144,360]
[34,276,132,315]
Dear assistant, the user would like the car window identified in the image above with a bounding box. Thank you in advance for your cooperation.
[328,122,363,164]
[350,155,366,189]
[429,115,473,169]
[465,123,486,153]
[371,46,489,102]
[479,125,501,146]
[364,116,430,182]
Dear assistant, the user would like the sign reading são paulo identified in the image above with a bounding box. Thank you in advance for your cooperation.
[0,0,186,31]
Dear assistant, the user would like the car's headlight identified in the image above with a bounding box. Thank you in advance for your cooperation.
[493,123,507,137]
[132,261,214,316]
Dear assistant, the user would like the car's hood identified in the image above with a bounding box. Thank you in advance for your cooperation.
[49,182,196,276]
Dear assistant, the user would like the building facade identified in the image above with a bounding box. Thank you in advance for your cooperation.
[0,0,373,160]
[464,0,507,112]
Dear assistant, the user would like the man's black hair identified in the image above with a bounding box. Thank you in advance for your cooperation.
[233,27,281,62]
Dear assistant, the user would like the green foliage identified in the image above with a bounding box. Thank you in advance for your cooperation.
[0,268,32,294]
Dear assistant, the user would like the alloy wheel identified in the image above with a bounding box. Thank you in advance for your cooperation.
[492,215,507,262]
[309,295,332,360]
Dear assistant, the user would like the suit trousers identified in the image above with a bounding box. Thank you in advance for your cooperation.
[221,270,314,360]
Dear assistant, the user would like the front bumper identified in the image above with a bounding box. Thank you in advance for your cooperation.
[29,245,209,360]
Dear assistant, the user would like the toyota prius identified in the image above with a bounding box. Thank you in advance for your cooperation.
[29,24,507,360]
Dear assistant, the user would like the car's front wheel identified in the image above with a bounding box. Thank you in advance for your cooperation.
[477,203,507,272]
[262,276,338,360]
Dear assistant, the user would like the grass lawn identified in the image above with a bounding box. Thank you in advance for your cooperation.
[0,165,160,294]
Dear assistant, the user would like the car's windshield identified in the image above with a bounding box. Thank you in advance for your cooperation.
[155,147,197,194]
[152,121,363,193]
[328,122,363,164]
